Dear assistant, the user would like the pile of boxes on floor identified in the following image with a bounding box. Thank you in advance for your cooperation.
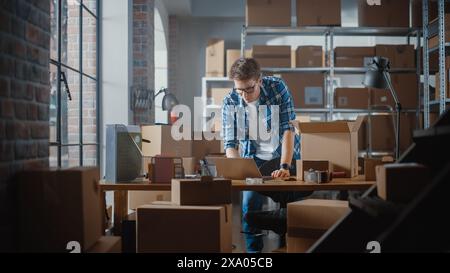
[16,167,120,253]
[136,177,232,253]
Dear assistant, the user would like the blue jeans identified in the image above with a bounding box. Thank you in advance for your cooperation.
[242,157,311,252]
[242,157,267,253]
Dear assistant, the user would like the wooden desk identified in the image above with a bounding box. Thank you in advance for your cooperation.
[100,176,375,235]
[232,176,374,191]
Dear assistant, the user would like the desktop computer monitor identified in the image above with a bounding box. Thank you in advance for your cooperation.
[105,124,143,182]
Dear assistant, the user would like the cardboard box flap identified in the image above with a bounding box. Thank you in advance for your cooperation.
[350,116,365,132]
[290,120,352,134]
[290,116,364,134]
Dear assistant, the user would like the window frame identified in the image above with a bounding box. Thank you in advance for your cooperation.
[49,0,101,167]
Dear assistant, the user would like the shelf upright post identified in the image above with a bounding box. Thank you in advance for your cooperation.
[329,29,335,120]
[325,30,330,121]
[416,30,422,129]
[438,0,447,115]
[423,0,430,128]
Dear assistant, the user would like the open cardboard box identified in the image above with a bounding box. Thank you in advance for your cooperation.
[290,116,364,178]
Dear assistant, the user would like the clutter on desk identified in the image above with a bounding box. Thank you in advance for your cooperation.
[303,169,331,184]
[147,156,185,183]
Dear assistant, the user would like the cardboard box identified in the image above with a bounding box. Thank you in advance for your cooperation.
[137,204,232,253]
[172,178,232,206]
[376,163,430,203]
[297,0,341,26]
[375,45,415,68]
[334,88,370,109]
[435,71,450,101]
[287,199,349,253]
[246,0,291,27]
[370,74,419,110]
[291,117,364,178]
[226,49,252,77]
[252,45,291,68]
[296,160,332,181]
[128,191,171,210]
[279,73,325,108]
[358,0,409,27]
[296,46,325,67]
[206,39,225,77]
[364,157,394,181]
[86,236,122,253]
[191,138,222,162]
[141,125,192,157]
[17,167,103,252]
[412,0,440,27]
[334,47,375,67]
[428,14,450,49]
[368,113,416,152]
[209,87,231,106]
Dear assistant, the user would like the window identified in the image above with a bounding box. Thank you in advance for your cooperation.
[49,0,99,167]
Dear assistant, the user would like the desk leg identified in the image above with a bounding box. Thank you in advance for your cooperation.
[113,190,128,235]
[101,191,107,234]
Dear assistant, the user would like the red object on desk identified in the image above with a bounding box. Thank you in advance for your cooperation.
[153,156,174,184]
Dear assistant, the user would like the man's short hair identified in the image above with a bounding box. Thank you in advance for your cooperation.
[229,58,261,81]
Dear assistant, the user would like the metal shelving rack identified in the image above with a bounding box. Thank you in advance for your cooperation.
[423,0,450,128]
[240,25,422,122]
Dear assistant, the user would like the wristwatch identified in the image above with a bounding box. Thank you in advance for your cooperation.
[280,163,290,170]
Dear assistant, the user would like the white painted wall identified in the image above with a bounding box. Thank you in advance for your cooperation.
[100,0,132,177]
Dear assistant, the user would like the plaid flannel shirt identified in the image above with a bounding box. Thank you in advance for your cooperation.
[221,76,301,160]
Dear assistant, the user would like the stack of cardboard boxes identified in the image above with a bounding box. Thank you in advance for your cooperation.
[16,167,121,253]
[136,178,232,253]
[134,125,223,209]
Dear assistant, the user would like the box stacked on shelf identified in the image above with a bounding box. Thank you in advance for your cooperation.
[252,45,291,68]
[358,0,410,27]
[296,0,341,27]
[246,0,291,27]
[206,39,225,77]
[296,46,325,67]
[334,47,375,67]
[279,73,325,109]
[334,88,370,109]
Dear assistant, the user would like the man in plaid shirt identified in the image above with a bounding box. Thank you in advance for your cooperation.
[222,58,310,253]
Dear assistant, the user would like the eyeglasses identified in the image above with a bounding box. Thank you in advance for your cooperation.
[235,83,257,95]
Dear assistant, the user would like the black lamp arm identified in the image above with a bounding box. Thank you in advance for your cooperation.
[382,71,401,160]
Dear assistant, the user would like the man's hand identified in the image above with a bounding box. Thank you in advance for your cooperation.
[271,168,290,178]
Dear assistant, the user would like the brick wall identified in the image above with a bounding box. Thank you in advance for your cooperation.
[168,15,178,97]
[132,0,154,125]
[66,0,97,166]
[0,0,51,252]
